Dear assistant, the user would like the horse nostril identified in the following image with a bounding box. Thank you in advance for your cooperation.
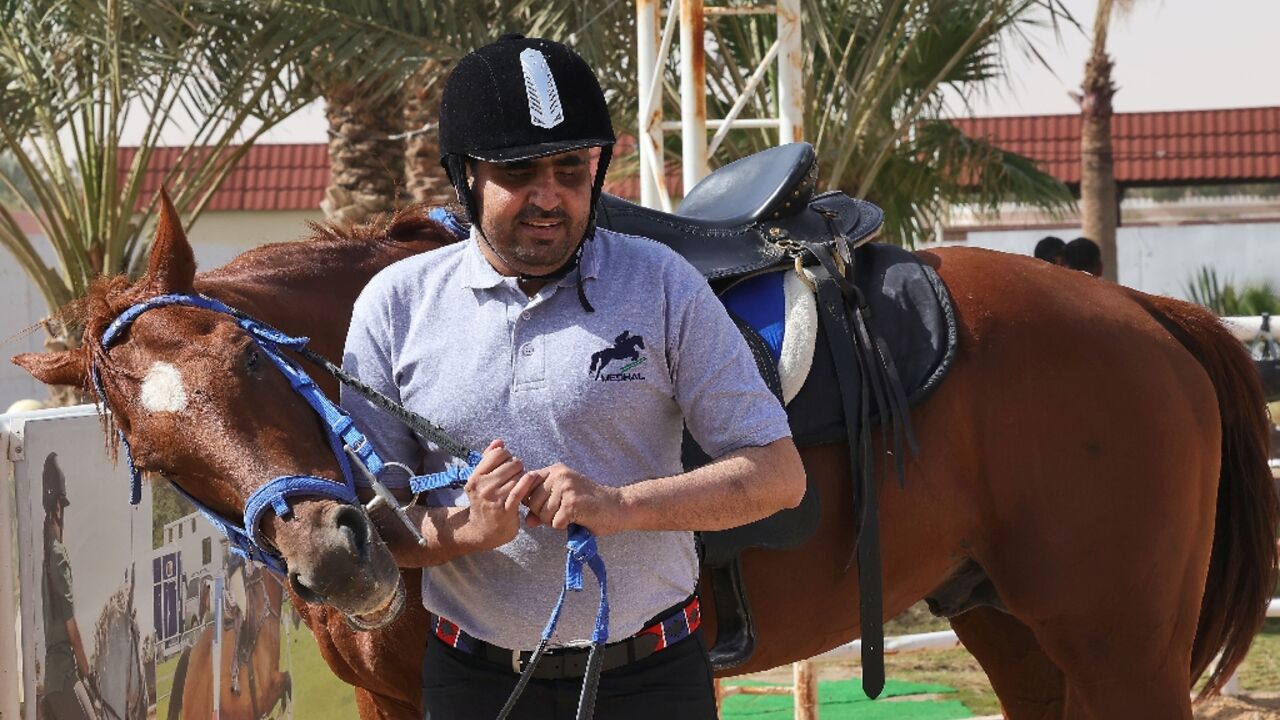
[333,505,369,562]
[289,570,324,605]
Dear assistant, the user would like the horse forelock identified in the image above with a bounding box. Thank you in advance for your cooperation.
[70,273,160,460]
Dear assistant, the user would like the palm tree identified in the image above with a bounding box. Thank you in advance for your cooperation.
[0,0,461,401]
[1080,0,1134,281]
[403,59,454,208]
[321,81,407,224]
[696,0,1076,245]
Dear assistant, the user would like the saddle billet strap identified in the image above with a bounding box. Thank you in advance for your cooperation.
[806,249,885,700]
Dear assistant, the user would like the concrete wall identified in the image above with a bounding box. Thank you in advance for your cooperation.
[0,209,320,409]
[947,221,1280,299]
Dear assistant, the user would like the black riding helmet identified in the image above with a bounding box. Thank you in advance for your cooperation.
[439,34,615,305]
[43,452,69,514]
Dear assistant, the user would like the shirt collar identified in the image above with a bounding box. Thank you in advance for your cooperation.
[459,229,506,290]
[459,227,601,291]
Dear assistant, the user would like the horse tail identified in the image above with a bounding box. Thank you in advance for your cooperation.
[1128,288,1279,696]
[167,644,193,720]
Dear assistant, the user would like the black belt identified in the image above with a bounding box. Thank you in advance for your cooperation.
[431,595,701,680]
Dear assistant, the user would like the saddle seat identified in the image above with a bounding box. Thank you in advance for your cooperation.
[675,142,818,226]
[596,143,883,284]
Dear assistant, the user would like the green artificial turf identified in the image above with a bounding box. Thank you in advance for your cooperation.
[720,678,974,720]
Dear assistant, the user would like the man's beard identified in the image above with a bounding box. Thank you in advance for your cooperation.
[485,207,587,271]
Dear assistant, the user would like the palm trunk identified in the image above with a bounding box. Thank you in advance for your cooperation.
[321,84,406,225]
[1080,2,1119,281]
[403,60,455,208]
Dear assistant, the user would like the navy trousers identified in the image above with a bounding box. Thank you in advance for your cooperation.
[421,633,718,720]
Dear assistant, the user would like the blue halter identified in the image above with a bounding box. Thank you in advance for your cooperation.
[93,293,376,575]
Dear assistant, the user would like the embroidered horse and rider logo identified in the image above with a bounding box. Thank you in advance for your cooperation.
[589,330,647,381]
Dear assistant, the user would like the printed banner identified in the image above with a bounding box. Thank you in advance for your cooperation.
[5,408,358,720]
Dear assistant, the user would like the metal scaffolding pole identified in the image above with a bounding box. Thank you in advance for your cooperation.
[635,0,804,209]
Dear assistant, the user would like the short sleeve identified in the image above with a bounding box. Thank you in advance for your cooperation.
[667,265,792,458]
[341,281,422,487]
[46,544,75,622]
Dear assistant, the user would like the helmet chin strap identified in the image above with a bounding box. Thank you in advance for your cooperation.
[475,224,596,312]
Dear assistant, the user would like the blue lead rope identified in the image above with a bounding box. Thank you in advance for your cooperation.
[410,454,610,720]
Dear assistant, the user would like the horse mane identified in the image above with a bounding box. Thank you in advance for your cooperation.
[204,203,462,285]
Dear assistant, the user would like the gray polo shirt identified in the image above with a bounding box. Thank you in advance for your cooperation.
[341,227,791,649]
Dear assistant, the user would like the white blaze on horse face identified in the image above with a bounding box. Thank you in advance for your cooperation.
[140,362,188,413]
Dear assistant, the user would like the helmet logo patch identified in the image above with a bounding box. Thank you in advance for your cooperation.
[519,48,565,130]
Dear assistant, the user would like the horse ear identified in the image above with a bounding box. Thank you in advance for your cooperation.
[144,188,196,294]
[12,350,90,390]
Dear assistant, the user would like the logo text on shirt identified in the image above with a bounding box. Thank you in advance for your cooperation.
[589,330,647,381]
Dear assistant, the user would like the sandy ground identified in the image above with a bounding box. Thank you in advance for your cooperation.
[1194,694,1280,720]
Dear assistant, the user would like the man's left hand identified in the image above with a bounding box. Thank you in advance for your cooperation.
[523,464,625,535]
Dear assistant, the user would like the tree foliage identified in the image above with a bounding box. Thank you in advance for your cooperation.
[693,0,1077,245]
[0,0,469,322]
[1186,266,1280,318]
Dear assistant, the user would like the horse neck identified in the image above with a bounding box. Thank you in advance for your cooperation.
[193,240,426,362]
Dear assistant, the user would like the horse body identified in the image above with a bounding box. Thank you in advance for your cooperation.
[727,249,1250,717]
[14,207,1276,719]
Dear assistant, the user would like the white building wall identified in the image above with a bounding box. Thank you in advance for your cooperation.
[0,209,320,409]
[946,221,1280,300]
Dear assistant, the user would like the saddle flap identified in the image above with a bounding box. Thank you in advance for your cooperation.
[676,143,818,225]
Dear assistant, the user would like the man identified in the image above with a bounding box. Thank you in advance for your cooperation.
[1033,235,1064,264]
[39,453,94,720]
[1062,236,1104,277]
[341,34,805,719]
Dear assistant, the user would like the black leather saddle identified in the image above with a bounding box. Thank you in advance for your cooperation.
[596,143,883,284]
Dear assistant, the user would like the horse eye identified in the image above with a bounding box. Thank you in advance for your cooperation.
[246,349,260,371]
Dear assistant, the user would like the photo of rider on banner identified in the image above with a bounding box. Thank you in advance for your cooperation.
[14,418,153,720]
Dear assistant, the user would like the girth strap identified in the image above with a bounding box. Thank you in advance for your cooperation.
[808,257,885,699]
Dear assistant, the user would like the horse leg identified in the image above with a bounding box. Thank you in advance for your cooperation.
[976,457,1208,720]
[949,607,1065,719]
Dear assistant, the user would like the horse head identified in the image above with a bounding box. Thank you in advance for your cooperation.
[13,191,405,629]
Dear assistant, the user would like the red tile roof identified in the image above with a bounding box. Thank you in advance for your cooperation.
[121,140,663,211]
[120,107,1280,212]
[121,144,329,212]
[951,106,1280,186]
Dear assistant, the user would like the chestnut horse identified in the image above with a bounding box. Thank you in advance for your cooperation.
[168,564,291,719]
[14,197,1278,720]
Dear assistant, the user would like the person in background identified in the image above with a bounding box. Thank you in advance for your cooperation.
[1033,235,1065,264]
[1062,237,1104,277]
[39,452,93,720]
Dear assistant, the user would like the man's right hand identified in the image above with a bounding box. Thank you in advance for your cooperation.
[463,439,543,550]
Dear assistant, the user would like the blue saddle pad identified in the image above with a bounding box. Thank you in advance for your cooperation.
[720,272,786,365]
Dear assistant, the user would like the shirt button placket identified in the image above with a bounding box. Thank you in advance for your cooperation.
[513,306,544,388]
